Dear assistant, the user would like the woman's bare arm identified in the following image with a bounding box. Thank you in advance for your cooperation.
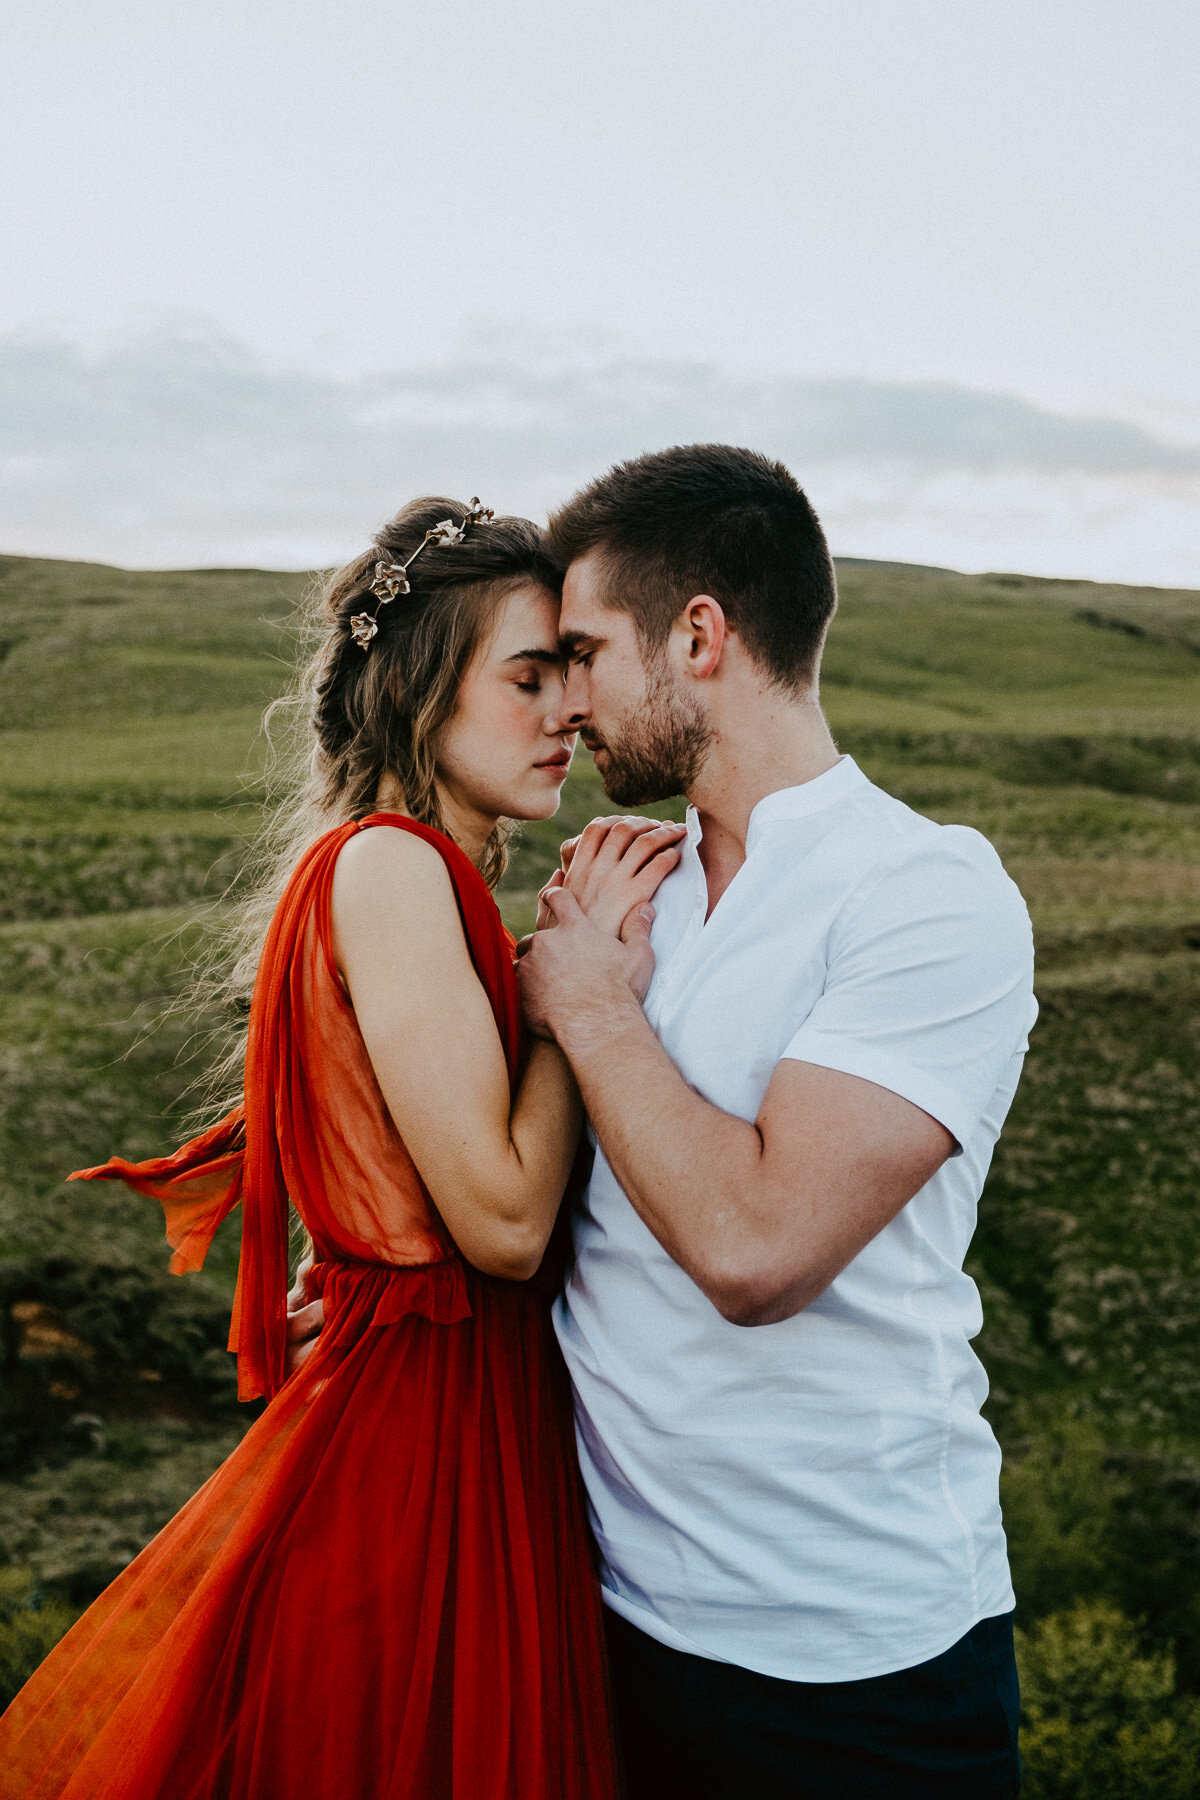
[332,827,580,1280]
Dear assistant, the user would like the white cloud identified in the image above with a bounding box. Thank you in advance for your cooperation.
[1,323,1198,585]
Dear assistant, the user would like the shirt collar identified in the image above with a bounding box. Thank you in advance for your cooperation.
[683,755,868,858]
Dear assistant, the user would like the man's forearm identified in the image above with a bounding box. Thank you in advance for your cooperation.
[556,995,771,1312]
[519,897,954,1325]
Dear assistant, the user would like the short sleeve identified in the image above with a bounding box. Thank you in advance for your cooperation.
[780,830,1035,1153]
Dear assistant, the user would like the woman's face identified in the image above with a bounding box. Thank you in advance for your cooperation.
[435,583,576,823]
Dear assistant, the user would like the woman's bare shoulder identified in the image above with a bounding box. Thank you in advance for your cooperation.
[335,822,449,879]
[332,825,459,937]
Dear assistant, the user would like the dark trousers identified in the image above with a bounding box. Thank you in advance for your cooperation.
[605,1608,1021,1799]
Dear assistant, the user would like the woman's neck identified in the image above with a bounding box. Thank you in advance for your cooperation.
[373,773,497,872]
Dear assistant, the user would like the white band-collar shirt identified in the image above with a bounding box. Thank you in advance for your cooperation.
[553,755,1037,1683]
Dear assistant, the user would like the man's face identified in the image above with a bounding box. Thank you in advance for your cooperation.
[559,549,713,806]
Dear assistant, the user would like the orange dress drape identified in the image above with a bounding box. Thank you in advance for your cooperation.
[0,815,619,1800]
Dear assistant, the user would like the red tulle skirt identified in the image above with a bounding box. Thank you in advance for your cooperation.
[0,1259,620,1799]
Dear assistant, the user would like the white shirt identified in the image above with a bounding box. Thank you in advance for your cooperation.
[553,755,1037,1683]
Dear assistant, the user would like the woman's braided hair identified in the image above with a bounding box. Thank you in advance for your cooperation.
[308,496,560,878]
[190,496,561,1120]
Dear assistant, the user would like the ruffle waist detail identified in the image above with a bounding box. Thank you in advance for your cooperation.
[305,1256,473,1351]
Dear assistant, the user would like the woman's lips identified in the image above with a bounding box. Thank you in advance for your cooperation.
[534,751,573,773]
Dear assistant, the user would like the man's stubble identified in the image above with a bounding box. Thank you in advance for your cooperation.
[589,658,714,808]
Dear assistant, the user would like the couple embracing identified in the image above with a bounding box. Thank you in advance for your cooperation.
[1,446,1034,1798]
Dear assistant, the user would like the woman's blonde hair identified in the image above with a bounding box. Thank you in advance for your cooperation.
[195,496,561,1113]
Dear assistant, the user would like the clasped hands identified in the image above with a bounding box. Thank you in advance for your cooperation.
[515,816,686,1048]
[285,815,685,1375]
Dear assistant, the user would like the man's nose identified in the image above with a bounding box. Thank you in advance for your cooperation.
[554,666,590,732]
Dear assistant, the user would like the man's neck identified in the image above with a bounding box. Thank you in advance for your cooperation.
[686,692,840,917]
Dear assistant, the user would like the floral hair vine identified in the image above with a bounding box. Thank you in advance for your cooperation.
[349,498,495,650]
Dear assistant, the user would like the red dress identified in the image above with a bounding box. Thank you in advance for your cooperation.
[0,815,620,1800]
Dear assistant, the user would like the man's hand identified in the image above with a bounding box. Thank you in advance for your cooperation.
[518,886,657,1043]
[285,1254,324,1376]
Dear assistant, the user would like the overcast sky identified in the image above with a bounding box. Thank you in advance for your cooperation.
[2,0,1198,580]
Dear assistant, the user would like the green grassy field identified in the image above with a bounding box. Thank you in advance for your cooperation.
[2,550,1200,1789]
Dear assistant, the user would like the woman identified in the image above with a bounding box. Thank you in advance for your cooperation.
[0,498,685,1799]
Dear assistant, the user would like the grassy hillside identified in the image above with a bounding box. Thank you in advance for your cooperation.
[3,550,1200,1783]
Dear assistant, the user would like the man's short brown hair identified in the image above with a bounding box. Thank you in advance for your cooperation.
[547,444,837,688]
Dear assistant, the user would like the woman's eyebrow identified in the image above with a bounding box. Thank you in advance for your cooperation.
[504,647,563,665]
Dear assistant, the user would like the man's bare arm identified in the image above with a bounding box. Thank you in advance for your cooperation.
[517,889,953,1325]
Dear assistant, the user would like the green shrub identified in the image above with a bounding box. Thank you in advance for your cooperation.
[1002,1420,1122,1621]
[1017,1601,1200,1798]
[0,1567,77,1709]
[0,1255,243,1472]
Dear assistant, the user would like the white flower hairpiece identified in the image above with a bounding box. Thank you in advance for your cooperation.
[352,498,495,651]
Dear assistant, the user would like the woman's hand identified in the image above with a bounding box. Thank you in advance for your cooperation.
[285,1253,324,1376]
[536,816,686,937]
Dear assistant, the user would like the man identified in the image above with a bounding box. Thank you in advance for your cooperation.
[515,444,1033,1797]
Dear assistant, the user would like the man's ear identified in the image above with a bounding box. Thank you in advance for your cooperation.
[678,595,727,680]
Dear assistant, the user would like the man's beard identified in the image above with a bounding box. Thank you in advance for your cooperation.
[588,663,714,806]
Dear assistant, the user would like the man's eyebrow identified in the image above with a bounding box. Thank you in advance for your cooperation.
[559,631,600,655]
[504,647,564,665]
